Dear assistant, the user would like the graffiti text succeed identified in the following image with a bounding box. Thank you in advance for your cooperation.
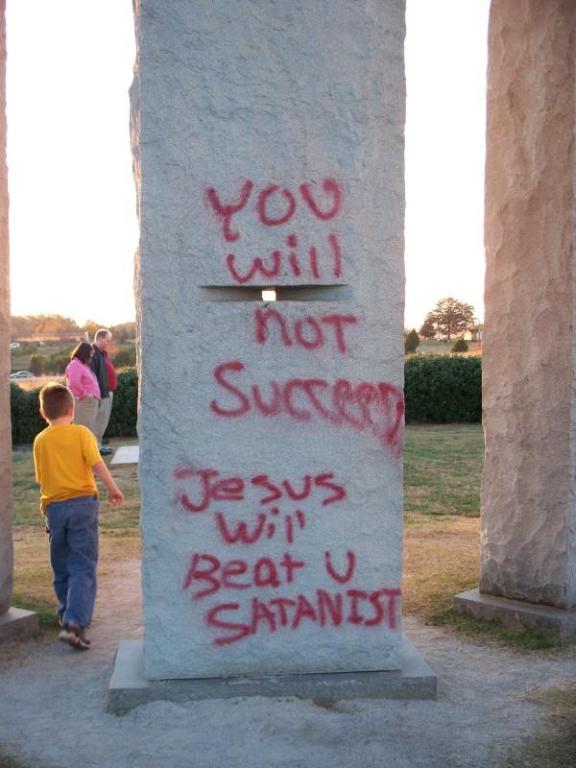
[210,361,404,455]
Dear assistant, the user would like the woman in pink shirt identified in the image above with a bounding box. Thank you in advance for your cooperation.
[65,342,100,435]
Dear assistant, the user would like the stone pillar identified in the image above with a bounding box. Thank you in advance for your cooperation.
[115,1,435,703]
[0,0,11,617]
[0,0,37,641]
[454,0,576,640]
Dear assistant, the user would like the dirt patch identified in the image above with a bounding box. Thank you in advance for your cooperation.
[1,558,575,768]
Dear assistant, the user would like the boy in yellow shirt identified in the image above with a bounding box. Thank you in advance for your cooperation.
[33,383,124,650]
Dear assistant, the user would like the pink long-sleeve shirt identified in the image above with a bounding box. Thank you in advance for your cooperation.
[65,358,100,400]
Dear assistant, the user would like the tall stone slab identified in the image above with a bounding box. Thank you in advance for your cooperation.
[0,0,37,642]
[134,0,406,680]
[0,0,13,617]
[456,0,576,637]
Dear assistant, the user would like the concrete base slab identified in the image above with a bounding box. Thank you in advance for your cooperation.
[454,588,576,643]
[108,635,436,713]
[0,607,39,642]
[111,445,139,466]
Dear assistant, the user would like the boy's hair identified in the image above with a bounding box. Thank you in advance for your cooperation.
[94,328,111,342]
[39,383,74,420]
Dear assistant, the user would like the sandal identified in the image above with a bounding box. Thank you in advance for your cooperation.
[59,624,91,650]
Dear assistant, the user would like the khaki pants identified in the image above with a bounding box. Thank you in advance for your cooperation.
[73,396,99,435]
[94,392,113,446]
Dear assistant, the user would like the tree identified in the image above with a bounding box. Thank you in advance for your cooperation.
[44,353,70,374]
[113,347,136,368]
[419,313,436,339]
[10,315,37,338]
[81,320,104,340]
[32,314,80,337]
[426,297,475,341]
[110,321,136,343]
[451,338,469,354]
[29,355,45,376]
[404,329,420,354]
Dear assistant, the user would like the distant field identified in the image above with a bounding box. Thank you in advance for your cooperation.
[11,375,65,391]
[416,339,482,356]
[10,340,135,378]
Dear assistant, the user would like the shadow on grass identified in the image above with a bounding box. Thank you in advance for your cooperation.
[0,752,43,768]
[11,592,58,628]
[504,683,576,768]
[432,608,556,651]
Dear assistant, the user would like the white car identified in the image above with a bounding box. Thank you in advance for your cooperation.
[9,370,34,379]
[9,341,20,349]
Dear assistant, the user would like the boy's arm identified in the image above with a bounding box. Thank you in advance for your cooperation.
[33,438,46,521]
[92,461,124,506]
[33,440,41,484]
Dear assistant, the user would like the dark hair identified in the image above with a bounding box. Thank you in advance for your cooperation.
[39,383,74,420]
[71,341,93,365]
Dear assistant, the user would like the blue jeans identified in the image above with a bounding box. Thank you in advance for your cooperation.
[46,495,99,628]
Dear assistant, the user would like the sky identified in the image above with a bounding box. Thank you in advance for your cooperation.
[6,0,490,330]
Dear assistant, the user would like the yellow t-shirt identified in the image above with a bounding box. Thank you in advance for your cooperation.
[33,423,102,513]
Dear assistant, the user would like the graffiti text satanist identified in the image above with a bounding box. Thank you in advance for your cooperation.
[205,586,401,645]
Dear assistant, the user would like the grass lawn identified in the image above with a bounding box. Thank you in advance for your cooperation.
[11,438,141,622]
[413,338,482,356]
[404,423,484,517]
[504,682,576,768]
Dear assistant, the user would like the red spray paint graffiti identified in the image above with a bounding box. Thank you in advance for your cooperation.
[204,587,401,645]
[181,172,404,649]
[254,308,358,354]
[173,468,346,547]
[173,466,346,514]
[182,551,306,599]
[205,178,343,241]
[205,178,345,285]
[225,232,342,284]
[181,545,401,645]
[209,361,405,457]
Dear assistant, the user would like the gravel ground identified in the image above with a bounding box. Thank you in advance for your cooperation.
[1,559,575,768]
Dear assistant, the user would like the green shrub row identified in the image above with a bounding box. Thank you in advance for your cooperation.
[10,369,138,445]
[106,368,138,437]
[404,355,481,423]
[10,383,46,445]
[10,358,481,445]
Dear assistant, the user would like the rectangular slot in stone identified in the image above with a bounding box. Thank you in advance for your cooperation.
[199,285,352,303]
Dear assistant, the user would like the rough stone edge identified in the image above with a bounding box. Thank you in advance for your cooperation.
[454,588,576,643]
[108,635,437,713]
[0,607,39,642]
[0,0,14,619]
